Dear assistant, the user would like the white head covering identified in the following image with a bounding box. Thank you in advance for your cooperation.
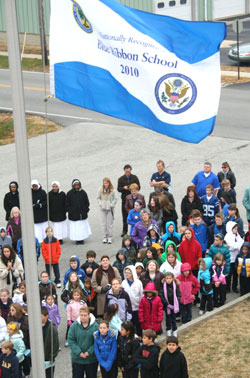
[31,179,40,189]
[51,181,60,190]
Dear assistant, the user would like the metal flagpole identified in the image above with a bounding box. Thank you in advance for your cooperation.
[4,1,46,377]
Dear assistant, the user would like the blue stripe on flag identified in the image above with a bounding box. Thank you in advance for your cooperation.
[54,61,215,143]
[99,0,226,64]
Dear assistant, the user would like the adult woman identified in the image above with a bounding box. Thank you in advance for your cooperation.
[217,162,236,189]
[181,185,203,226]
[147,196,163,230]
[97,177,118,244]
[140,260,164,292]
[91,256,121,317]
[6,207,21,251]
[66,179,91,245]
[7,303,29,348]
[131,209,159,249]
[49,181,67,244]
[3,181,20,221]
[0,245,24,292]
[125,183,146,213]
[31,179,48,243]
[159,195,178,231]
[178,228,202,276]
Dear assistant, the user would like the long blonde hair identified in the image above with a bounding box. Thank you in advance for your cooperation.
[102,177,114,193]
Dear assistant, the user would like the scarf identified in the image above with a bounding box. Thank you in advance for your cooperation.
[96,265,115,286]
[163,281,179,314]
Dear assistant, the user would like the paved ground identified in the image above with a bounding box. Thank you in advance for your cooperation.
[0,119,248,377]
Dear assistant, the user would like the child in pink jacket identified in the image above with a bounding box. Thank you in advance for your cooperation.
[138,282,163,334]
[66,288,87,339]
[177,263,200,324]
[211,253,227,307]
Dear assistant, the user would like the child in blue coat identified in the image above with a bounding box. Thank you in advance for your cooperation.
[198,257,213,315]
[94,320,117,378]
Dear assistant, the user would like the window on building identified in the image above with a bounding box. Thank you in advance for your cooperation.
[169,1,176,6]
[157,2,165,8]
[180,0,187,4]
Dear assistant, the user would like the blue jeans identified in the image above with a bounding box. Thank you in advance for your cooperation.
[165,309,177,331]
[180,303,192,323]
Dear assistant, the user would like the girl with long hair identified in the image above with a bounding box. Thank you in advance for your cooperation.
[97,177,118,244]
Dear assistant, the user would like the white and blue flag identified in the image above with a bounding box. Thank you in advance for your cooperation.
[50,0,226,143]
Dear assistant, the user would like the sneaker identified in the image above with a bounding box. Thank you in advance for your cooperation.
[120,232,126,237]
[167,330,172,336]
[173,330,178,337]
[103,238,107,243]
[56,283,62,288]
[199,310,204,315]
[64,341,68,347]
[107,238,112,244]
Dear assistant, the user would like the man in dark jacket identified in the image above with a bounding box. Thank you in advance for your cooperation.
[41,306,59,378]
[117,165,140,237]
[66,179,91,245]
[3,181,20,221]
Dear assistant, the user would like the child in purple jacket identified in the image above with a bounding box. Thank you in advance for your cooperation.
[41,295,61,328]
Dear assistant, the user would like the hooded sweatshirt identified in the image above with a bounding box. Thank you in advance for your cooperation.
[122,265,143,311]
[143,224,163,248]
[162,221,181,247]
[0,349,19,377]
[68,313,98,364]
[208,239,231,276]
[224,221,244,262]
[0,228,12,252]
[177,263,200,304]
[161,240,181,263]
[63,256,86,286]
[178,228,202,271]
[112,248,132,280]
[198,257,213,295]
[160,346,188,378]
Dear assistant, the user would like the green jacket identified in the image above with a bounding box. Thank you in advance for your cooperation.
[68,313,99,364]
[161,240,181,263]
[43,321,59,362]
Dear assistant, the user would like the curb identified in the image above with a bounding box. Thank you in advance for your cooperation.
[157,292,250,344]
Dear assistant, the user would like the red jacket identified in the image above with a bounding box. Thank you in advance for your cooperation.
[138,282,163,332]
[42,237,61,264]
[178,228,202,271]
[177,263,200,305]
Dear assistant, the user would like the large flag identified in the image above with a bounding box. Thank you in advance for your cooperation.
[50,0,226,143]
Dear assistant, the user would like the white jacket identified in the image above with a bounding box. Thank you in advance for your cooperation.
[122,265,143,311]
[160,259,182,277]
[224,221,244,262]
[0,256,24,292]
[0,316,7,343]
